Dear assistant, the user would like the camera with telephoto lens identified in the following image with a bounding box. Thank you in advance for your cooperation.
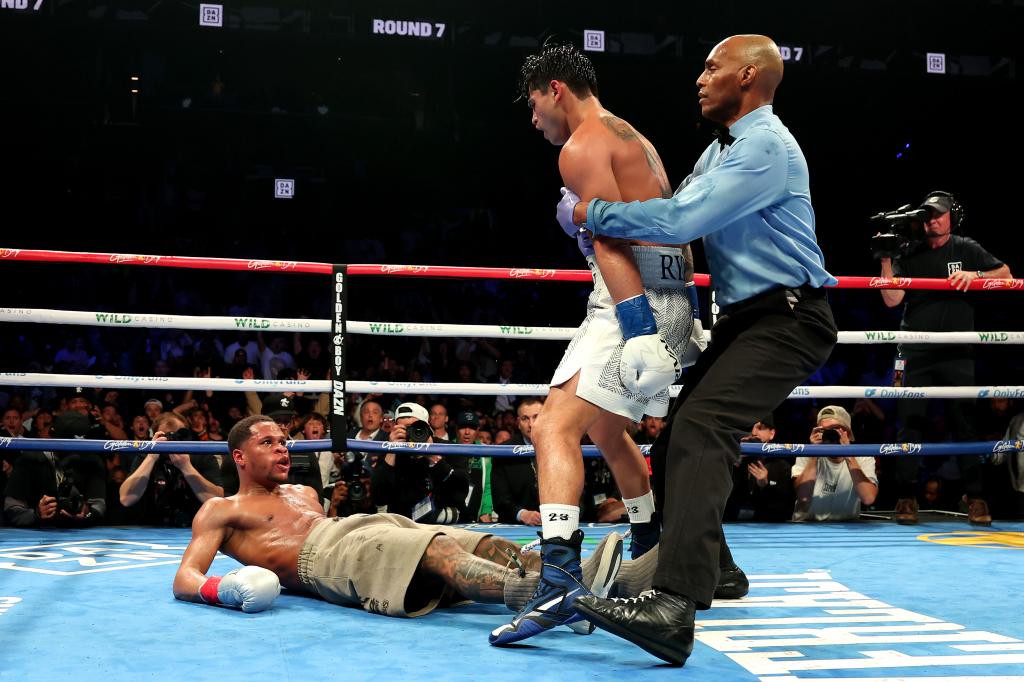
[820,427,842,444]
[869,204,930,259]
[163,427,193,442]
[159,426,196,470]
[56,471,85,516]
[340,452,368,505]
[405,419,432,444]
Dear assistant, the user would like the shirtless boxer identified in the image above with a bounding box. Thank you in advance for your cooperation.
[492,43,700,645]
[172,415,631,618]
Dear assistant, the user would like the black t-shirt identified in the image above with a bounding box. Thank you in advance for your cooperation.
[127,454,223,526]
[370,454,469,523]
[892,236,1003,355]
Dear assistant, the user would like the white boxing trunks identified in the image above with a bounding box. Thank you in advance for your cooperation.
[550,245,694,421]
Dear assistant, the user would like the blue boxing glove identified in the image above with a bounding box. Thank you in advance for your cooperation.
[556,187,582,237]
[686,283,700,321]
[616,294,681,396]
[576,229,595,258]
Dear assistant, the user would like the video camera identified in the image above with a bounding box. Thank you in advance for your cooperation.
[869,204,930,259]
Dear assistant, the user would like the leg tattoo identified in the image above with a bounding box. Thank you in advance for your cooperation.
[421,535,517,604]
[473,536,541,573]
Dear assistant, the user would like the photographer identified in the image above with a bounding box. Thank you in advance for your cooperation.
[119,413,224,527]
[3,449,106,528]
[319,412,375,518]
[792,406,878,521]
[725,414,795,522]
[875,191,1012,525]
[326,455,374,518]
[371,402,469,524]
[4,389,116,527]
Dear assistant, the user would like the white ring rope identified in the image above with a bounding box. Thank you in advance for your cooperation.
[0,308,325,332]
[2,307,1022,345]
[2,373,1022,400]
[0,307,575,339]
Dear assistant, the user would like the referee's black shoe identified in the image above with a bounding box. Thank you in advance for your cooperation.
[714,564,749,600]
[576,589,695,666]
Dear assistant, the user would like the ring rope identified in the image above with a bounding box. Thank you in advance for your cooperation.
[3,248,1024,290]
[3,307,1023,345]
[0,436,1016,459]
[2,372,1023,400]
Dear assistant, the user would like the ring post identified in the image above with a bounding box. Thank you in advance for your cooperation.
[330,264,349,451]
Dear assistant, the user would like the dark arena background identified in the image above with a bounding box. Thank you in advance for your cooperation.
[1,2,1023,681]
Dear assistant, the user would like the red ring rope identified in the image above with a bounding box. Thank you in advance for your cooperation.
[2,248,1022,290]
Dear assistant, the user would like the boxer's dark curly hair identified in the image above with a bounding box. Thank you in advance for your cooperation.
[518,42,599,101]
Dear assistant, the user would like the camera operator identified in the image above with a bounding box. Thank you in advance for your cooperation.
[119,413,224,527]
[725,414,795,522]
[371,402,469,524]
[792,406,878,521]
[875,191,1012,525]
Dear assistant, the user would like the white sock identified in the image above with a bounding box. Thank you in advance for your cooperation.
[623,491,656,524]
[539,504,580,540]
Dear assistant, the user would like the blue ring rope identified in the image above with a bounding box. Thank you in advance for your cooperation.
[0,437,1018,458]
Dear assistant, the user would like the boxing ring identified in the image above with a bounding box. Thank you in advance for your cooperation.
[1,248,1023,681]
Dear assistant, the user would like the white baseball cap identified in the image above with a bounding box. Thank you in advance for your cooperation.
[394,402,429,422]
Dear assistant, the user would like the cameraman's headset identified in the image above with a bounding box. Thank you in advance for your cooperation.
[921,190,965,232]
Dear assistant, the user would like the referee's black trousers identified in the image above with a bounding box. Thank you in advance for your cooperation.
[651,286,836,608]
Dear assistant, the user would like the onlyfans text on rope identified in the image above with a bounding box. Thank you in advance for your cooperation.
[1,373,1023,400]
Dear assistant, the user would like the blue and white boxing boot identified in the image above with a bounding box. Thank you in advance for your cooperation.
[489,530,590,646]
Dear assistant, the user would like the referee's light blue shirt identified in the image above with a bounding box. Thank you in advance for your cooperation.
[586,105,837,308]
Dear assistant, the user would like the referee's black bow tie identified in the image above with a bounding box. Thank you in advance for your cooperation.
[713,126,735,150]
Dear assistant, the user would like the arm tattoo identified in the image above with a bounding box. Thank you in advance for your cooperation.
[600,115,638,142]
[600,115,672,198]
